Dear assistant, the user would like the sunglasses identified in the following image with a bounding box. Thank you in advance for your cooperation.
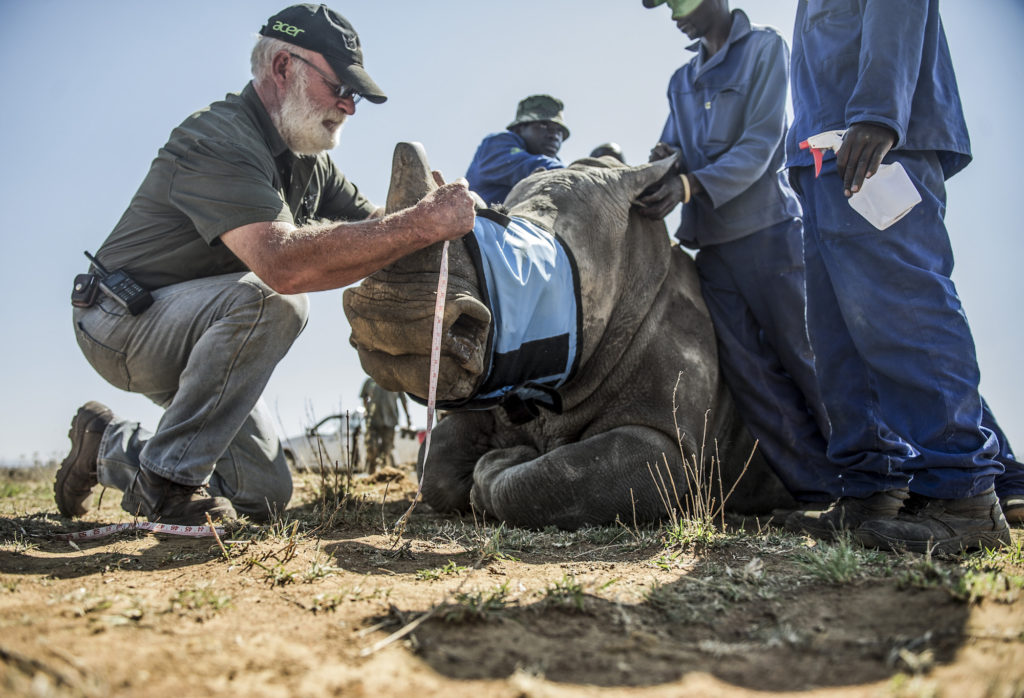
[288,52,362,104]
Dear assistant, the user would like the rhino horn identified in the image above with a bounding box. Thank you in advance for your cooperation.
[385,142,439,214]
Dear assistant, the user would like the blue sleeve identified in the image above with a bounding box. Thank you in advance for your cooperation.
[658,103,679,151]
[467,132,564,191]
[845,0,928,147]
[657,69,689,172]
[692,33,791,209]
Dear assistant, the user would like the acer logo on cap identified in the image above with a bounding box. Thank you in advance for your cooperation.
[271,20,306,37]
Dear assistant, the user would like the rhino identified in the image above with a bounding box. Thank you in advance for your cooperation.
[343,142,794,530]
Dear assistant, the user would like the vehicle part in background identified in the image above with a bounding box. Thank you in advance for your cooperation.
[281,410,423,472]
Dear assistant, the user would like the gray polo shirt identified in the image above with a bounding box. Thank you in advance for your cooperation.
[97,82,376,289]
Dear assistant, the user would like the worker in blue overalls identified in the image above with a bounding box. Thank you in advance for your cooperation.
[465,95,569,206]
[636,0,837,504]
[783,0,1017,552]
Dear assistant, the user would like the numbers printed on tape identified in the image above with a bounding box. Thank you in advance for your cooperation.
[397,240,449,526]
[54,521,225,541]
[421,240,450,466]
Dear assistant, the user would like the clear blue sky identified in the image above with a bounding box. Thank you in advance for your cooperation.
[0,0,1020,465]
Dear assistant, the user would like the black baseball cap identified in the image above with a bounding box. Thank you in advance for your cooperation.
[260,4,387,104]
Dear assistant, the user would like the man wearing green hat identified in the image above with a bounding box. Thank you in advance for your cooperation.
[465,95,570,205]
[635,0,835,504]
[56,4,475,527]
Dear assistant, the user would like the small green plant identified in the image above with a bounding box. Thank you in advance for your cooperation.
[887,672,940,698]
[573,526,629,546]
[170,585,232,613]
[307,592,343,614]
[955,567,1024,604]
[303,547,343,582]
[973,537,1024,567]
[0,482,27,497]
[642,376,757,553]
[0,530,38,553]
[248,559,298,587]
[954,548,1024,604]
[474,524,522,563]
[541,574,586,612]
[651,550,684,571]
[444,581,510,622]
[416,560,467,581]
[795,534,883,584]
[663,516,726,550]
[896,553,955,589]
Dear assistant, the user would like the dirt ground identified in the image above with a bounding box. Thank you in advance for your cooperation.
[1,463,1022,698]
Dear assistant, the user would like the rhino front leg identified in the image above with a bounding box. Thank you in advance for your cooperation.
[470,425,683,530]
[417,410,498,514]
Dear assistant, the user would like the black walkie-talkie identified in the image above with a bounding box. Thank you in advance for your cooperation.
[84,251,154,315]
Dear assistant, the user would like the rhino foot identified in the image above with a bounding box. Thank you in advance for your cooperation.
[469,426,684,530]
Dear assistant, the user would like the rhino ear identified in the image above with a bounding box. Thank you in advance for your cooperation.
[606,154,679,200]
[385,142,439,214]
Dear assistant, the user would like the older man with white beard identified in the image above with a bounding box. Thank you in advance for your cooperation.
[56,4,475,526]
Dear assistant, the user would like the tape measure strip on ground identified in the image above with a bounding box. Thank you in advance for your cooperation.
[53,521,225,541]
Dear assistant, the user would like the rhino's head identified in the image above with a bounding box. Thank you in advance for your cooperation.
[343,142,677,405]
[344,143,488,402]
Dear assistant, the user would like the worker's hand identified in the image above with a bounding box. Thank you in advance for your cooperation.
[635,173,686,220]
[417,172,477,242]
[648,142,679,166]
[836,122,897,197]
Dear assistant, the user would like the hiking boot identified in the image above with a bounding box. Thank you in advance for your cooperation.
[54,401,113,518]
[127,468,237,526]
[999,496,1024,526]
[856,488,1011,554]
[784,489,909,540]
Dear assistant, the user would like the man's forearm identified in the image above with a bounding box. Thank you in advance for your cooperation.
[221,181,475,294]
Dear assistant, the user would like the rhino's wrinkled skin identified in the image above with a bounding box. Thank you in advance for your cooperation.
[343,143,794,529]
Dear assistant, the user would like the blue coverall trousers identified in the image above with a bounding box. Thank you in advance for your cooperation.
[794,151,1002,499]
[695,217,838,502]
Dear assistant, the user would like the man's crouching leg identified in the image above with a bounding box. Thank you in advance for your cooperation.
[123,467,237,525]
[72,272,309,525]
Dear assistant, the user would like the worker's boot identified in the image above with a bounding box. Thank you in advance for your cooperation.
[126,468,237,526]
[856,488,1011,554]
[54,401,113,518]
[784,489,909,541]
[1001,496,1024,525]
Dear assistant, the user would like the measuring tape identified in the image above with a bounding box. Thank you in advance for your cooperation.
[53,521,224,541]
[422,240,450,466]
[397,239,449,527]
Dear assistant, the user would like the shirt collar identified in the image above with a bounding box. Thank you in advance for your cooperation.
[240,81,291,161]
[689,9,752,72]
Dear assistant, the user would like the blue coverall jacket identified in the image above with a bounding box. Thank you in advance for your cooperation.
[465,131,564,206]
[660,10,801,248]
[786,0,971,178]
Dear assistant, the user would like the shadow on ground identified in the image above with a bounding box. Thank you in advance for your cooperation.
[370,574,968,692]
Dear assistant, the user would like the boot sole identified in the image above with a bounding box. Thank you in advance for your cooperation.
[855,526,1012,554]
[148,505,237,527]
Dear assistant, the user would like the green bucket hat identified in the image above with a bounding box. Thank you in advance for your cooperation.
[642,0,703,17]
[507,95,570,140]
